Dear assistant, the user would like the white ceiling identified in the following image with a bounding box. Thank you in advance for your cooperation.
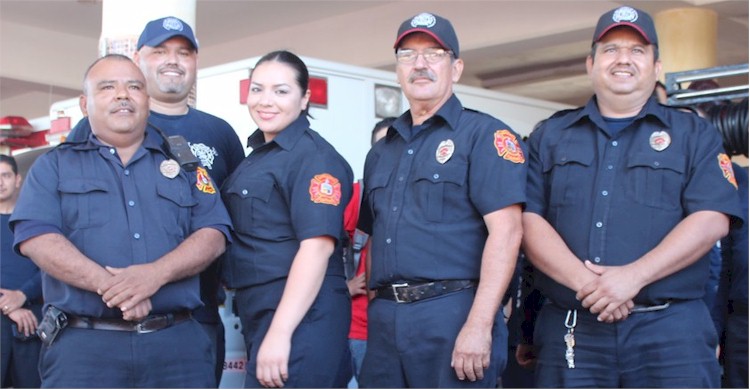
[1,0,747,120]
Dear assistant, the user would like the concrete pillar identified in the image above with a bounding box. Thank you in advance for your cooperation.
[99,0,196,59]
[654,8,718,80]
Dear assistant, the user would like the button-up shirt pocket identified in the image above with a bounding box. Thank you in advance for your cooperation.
[156,180,197,239]
[544,148,594,207]
[58,179,110,229]
[412,161,468,223]
[626,152,686,210]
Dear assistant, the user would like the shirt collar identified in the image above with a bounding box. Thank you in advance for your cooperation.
[389,94,462,141]
[246,115,309,151]
[560,95,670,132]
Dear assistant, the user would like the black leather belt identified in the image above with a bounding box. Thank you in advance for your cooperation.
[66,311,192,334]
[376,280,476,303]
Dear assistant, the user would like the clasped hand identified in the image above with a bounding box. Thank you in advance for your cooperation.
[97,264,161,321]
[575,260,639,323]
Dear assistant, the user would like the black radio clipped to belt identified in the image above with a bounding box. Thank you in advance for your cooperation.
[37,306,68,347]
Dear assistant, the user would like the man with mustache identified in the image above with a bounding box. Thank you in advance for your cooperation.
[357,12,526,387]
[522,6,742,387]
[68,17,245,386]
[9,54,232,388]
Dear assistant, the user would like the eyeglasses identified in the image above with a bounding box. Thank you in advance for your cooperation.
[395,48,453,64]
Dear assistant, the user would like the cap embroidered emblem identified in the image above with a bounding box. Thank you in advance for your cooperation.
[494,130,525,164]
[436,139,455,164]
[612,6,639,23]
[309,173,342,206]
[411,13,436,28]
[718,153,738,189]
[162,17,184,32]
[649,130,671,152]
[195,167,216,194]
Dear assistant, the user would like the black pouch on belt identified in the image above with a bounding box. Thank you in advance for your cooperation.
[37,306,68,347]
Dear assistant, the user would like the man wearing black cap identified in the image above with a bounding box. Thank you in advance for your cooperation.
[67,16,245,387]
[522,6,741,387]
[357,12,526,388]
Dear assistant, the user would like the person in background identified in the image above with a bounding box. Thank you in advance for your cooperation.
[358,12,526,388]
[0,154,42,388]
[221,50,353,388]
[343,116,395,388]
[68,17,245,386]
[713,162,748,388]
[522,6,742,387]
[10,54,232,388]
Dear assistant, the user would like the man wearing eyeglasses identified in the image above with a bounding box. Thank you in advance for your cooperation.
[356,12,527,388]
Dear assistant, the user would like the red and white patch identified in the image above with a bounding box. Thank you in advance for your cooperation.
[718,153,738,189]
[493,130,525,164]
[309,173,342,206]
[195,167,216,194]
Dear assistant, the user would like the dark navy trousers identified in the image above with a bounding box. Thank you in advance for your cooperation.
[235,276,351,388]
[534,299,720,388]
[39,318,213,388]
[360,288,508,388]
[1,306,42,388]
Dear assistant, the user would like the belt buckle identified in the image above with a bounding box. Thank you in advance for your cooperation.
[135,317,159,334]
[391,283,408,303]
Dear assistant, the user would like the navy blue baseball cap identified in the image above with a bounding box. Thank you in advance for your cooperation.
[137,16,199,51]
[593,6,658,47]
[394,12,460,57]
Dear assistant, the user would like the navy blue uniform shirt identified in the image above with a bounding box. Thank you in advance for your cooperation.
[9,129,232,317]
[1,214,41,302]
[67,111,244,323]
[221,115,353,289]
[526,96,743,309]
[67,110,244,186]
[358,94,527,288]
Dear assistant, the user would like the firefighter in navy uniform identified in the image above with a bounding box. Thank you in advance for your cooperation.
[357,12,526,388]
[221,51,353,388]
[9,54,231,388]
[522,6,743,388]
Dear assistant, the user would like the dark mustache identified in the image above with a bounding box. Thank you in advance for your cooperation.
[409,70,437,83]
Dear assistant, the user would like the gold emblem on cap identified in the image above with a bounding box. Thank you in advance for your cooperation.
[649,130,671,152]
[160,159,180,179]
[436,139,455,164]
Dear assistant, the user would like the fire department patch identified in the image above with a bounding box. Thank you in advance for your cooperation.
[494,130,525,163]
[195,167,216,194]
[309,173,342,206]
[718,153,738,189]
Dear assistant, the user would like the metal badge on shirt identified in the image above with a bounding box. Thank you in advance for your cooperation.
[649,130,671,151]
[436,139,455,164]
[160,159,180,179]
[309,173,342,206]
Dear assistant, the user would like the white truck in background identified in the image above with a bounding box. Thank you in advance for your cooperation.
[45,55,571,388]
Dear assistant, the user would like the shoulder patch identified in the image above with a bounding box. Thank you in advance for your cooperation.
[718,153,738,189]
[195,167,217,194]
[309,173,342,206]
[494,130,525,164]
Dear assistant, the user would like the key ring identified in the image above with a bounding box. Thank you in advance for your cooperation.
[565,309,577,329]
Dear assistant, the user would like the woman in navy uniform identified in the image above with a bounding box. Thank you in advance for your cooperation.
[221,50,353,388]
